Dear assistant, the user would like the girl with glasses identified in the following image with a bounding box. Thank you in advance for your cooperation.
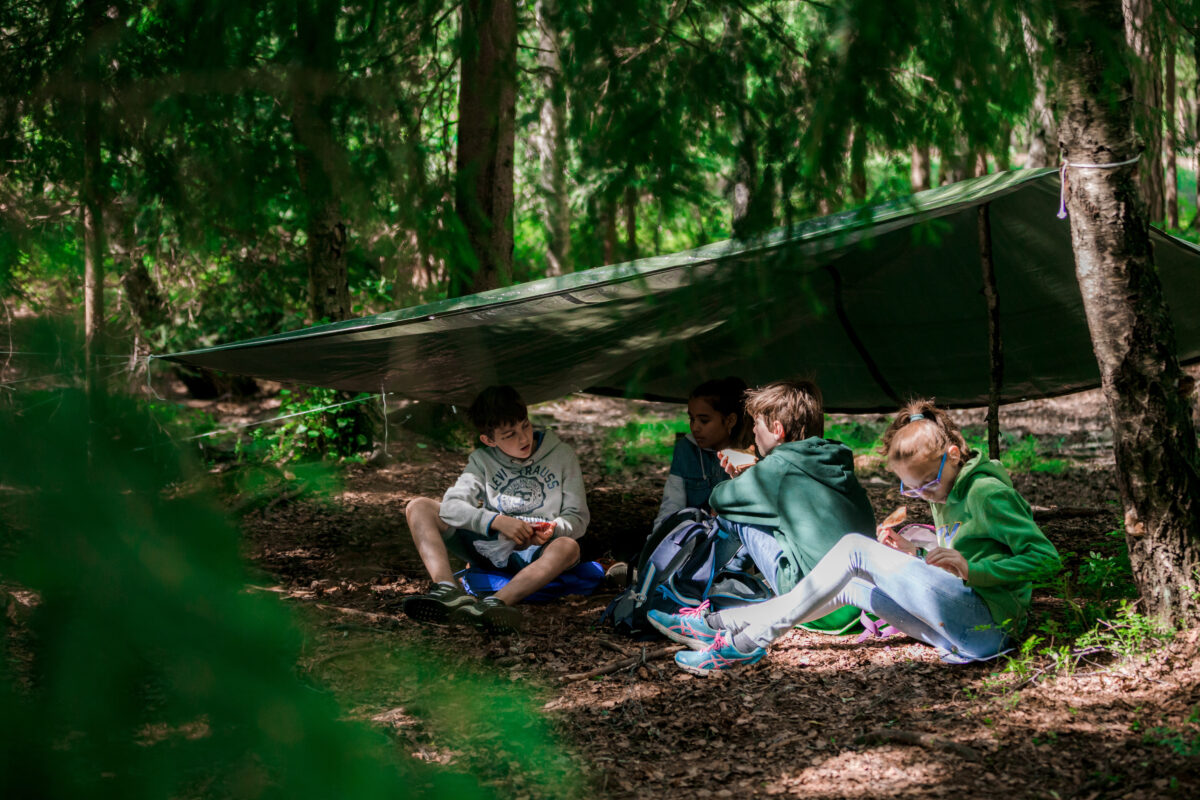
[648,398,1061,674]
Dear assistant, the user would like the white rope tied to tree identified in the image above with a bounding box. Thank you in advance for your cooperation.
[1058,154,1142,219]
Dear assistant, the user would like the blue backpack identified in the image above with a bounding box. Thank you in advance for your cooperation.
[602,511,772,637]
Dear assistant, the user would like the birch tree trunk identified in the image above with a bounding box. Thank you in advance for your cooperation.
[1056,0,1200,625]
[534,0,570,275]
[1123,0,1165,222]
[455,0,516,295]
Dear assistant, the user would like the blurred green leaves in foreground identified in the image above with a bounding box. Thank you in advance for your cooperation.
[0,371,582,797]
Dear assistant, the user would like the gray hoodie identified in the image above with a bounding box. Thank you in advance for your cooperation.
[439,429,589,555]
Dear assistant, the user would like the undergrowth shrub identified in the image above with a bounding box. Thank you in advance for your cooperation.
[0,386,584,799]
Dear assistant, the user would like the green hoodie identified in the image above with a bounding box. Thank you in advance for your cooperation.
[710,437,876,594]
[931,451,1062,633]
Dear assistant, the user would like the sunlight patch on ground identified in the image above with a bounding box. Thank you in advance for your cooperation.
[770,748,952,797]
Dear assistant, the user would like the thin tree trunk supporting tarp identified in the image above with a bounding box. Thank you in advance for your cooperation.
[978,204,1003,461]
[157,169,1200,413]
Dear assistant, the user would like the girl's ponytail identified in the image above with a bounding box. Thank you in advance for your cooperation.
[879,398,968,462]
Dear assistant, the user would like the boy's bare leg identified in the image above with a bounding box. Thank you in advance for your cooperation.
[492,537,580,605]
[404,497,455,585]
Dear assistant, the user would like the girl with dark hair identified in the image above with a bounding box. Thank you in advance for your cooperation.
[652,377,751,530]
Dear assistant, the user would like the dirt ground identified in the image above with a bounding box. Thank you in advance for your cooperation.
[236,390,1200,799]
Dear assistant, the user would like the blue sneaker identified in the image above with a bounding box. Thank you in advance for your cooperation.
[674,632,766,675]
[647,601,720,650]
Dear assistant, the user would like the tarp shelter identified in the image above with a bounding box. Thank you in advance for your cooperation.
[158,168,1200,412]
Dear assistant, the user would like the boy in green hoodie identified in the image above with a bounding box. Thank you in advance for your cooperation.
[649,398,1061,674]
[708,380,875,632]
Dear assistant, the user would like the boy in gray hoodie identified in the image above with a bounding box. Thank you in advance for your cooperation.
[402,385,589,634]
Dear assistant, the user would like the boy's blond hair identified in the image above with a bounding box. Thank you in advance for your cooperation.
[744,380,824,442]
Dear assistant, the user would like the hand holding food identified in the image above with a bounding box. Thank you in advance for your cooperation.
[530,520,557,545]
[718,446,757,477]
[875,506,917,555]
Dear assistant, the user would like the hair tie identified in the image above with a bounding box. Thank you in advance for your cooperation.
[908,413,925,422]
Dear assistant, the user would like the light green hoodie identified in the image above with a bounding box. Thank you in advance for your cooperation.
[931,451,1062,632]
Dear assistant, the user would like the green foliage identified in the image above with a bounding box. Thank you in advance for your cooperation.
[825,417,888,456]
[247,388,373,464]
[984,529,1172,691]
[0,385,583,799]
[966,431,1068,473]
[1144,706,1200,758]
[1073,604,1175,660]
[600,415,688,474]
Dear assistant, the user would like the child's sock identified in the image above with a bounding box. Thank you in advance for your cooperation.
[706,611,726,629]
[731,630,760,654]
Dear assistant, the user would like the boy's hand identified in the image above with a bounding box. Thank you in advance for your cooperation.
[493,515,534,546]
[924,547,969,580]
[718,450,757,478]
[530,520,557,546]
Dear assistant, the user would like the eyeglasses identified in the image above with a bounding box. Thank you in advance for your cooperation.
[900,452,947,498]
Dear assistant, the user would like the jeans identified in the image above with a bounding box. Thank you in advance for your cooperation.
[718,518,785,594]
[716,533,1011,663]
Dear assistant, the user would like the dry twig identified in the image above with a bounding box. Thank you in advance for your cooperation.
[562,645,682,682]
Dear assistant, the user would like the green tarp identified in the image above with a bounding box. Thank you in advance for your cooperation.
[158,168,1200,412]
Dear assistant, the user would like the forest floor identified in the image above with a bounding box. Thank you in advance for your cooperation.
[223,388,1200,799]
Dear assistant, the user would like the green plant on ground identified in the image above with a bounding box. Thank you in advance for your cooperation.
[824,417,889,457]
[601,415,687,474]
[249,387,373,464]
[966,431,1067,473]
[1143,706,1200,758]
[987,533,1171,691]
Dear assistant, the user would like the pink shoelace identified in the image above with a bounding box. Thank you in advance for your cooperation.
[678,600,710,618]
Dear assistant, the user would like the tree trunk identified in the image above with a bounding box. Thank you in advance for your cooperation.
[1056,0,1200,625]
[82,0,105,394]
[401,110,437,298]
[995,123,1013,172]
[910,146,931,192]
[455,0,516,295]
[725,9,762,236]
[120,257,168,330]
[940,146,968,184]
[1123,0,1165,222]
[978,205,1003,461]
[623,184,638,261]
[1194,32,1199,227]
[1023,10,1058,168]
[972,148,989,177]
[601,193,617,264]
[534,0,570,275]
[291,0,350,323]
[1165,33,1179,228]
[849,126,867,203]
